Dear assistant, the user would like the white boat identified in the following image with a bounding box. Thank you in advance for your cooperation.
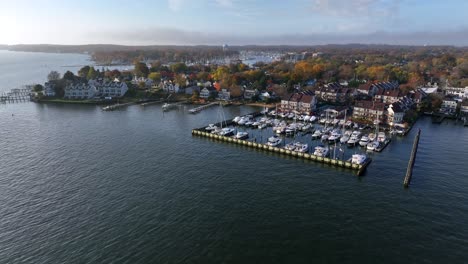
[340,134,350,144]
[321,134,329,142]
[366,141,379,151]
[309,116,317,122]
[258,123,267,129]
[287,113,295,119]
[301,124,312,131]
[311,130,322,139]
[232,116,241,123]
[328,130,342,143]
[351,154,368,165]
[267,135,282,147]
[303,115,311,122]
[377,132,387,142]
[252,121,260,127]
[294,142,308,153]
[245,121,254,127]
[205,124,218,131]
[345,120,353,128]
[359,135,369,147]
[237,117,248,125]
[219,127,235,136]
[314,145,329,157]
[368,133,376,141]
[234,131,249,139]
[284,142,297,151]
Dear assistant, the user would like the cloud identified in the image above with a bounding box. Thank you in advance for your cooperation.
[168,0,184,11]
[215,0,233,7]
[311,0,401,17]
[89,26,468,46]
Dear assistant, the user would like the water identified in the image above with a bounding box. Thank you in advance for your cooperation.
[1,52,468,263]
[0,50,132,92]
[1,102,467,263]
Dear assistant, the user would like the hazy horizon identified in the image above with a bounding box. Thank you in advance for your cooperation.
[2,0,468,46]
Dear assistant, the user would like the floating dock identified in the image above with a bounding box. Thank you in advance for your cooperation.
[404,129,421,188]
[192,129,371,176]
[188,102,220,114]
[102,102,134,111]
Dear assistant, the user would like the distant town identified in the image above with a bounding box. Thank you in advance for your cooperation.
[15,44,467,127]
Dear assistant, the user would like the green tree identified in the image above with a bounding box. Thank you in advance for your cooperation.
[33,84,43,92]
[63,71,75,81]
[148,72,161,83]
[170,62,187,73]
[78,66,91,78]
[87,67,98,80]
[134,62,149,78]
[47,71,61,81]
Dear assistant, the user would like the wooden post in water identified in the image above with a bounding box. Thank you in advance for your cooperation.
[404,129,421,188]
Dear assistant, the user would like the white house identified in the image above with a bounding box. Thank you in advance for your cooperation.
[98,82,128,97]
[441,99,458,113]
[387,102,405,125]
[218,89,231,101]
[200,88,211,99]
[161,82,180,93]
[444,86,466,98]
[64,83,98,99]
[43,82,56,97]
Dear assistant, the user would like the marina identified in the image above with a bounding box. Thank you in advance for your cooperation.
[190,108,392,176]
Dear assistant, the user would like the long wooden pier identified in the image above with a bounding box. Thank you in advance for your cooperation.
[1,88,33,103]
[191,128,371,176]
[404,129,421,188]
[188,102,220,114]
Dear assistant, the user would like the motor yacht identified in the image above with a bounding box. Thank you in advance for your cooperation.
[294,142,309,153]
[314,145,330,157]
[366,141,380,151]
[267,135,282,147]
[311,130,322,139]
[377,132,387,142]
[219,127,235,136]
[234,131,249,139]
[359,135,370,147]
[205,124,218,131]
[351,154,368,165]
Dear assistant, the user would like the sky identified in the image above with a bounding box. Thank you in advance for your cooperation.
[1,0,468,46]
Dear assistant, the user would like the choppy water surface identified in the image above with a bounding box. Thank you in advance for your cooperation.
[0,102,467,263]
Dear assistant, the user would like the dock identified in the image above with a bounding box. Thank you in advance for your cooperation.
[404,129,421,188]
[102,102,134,111]
[191,129,371,176]
[140,100,164,107]
[188,102,220,114]
[1,87,32,103]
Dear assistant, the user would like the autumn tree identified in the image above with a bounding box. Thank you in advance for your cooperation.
[134,62,149,78]
[47,71,61,81]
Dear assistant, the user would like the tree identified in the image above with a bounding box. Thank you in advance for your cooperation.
[33,84,43,92]
[170,62,187,73]
[191,90,200,102]
[78,66,91,78]
[134,62,149,78]
[148,72,161,83]
[48,71,61,81]
[87,67,98,80]
[63,71,75,81]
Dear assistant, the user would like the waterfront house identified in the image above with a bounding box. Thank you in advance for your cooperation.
[161,81,180,93]
[43,82,56,97]
[200,88,211,99]
[387,102,405,125]
[64,83,98,99]
[444,86,467,98]
[461,99,468,116]
[353,100,386,123]
[185,86,200,95]
[281,93,317,114]
[317,83,355,103]
[441,98,458,113]
[243,89,258,100]
[357,81,399,97]
[374,88,405,104]
[97,81,128,97]
[217,89,231,101]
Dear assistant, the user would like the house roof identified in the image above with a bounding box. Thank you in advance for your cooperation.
[354,100,385,111]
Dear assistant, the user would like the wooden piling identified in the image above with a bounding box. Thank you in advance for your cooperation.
[404,129,421,188]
